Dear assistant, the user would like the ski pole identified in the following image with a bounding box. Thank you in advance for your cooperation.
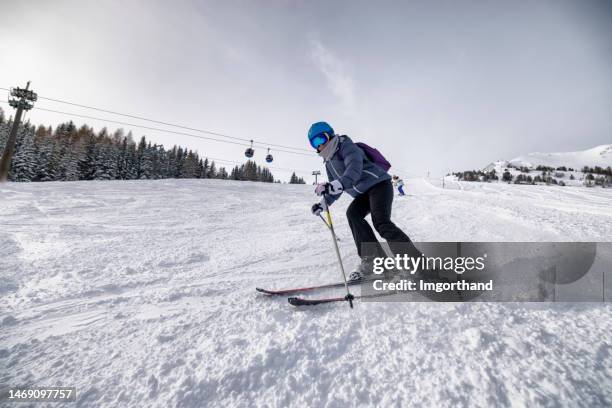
[322,195,354,308]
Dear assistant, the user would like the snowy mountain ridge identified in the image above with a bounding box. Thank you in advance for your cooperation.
[508,144,612,170]
[475,144,612,187]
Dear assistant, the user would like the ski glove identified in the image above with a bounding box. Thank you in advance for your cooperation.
[311,200,324,216]
[314,180,343,196]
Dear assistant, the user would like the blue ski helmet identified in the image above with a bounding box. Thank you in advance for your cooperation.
[308,121,334,150]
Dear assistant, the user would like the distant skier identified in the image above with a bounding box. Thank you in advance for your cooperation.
[308,121,419,281]
[392,175,405,196]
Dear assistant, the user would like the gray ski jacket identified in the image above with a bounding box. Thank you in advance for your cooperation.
[323,135,391,206]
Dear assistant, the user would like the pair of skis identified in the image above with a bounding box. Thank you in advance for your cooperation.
[256,277,384,306]
[257,272,456,306]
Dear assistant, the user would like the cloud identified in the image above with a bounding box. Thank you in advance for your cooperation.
[310,40,355,110]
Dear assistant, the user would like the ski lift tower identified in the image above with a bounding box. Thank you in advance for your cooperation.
[0,82,37,182]
[312,170,321,184]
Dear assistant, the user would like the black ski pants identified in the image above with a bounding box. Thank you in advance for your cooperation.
[346,179,419,258]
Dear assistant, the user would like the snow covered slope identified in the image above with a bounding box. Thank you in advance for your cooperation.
[1,179,611,407]
[509,144,612,169]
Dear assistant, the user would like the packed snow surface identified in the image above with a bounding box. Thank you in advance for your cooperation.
[509,144,612,169]
[1,178,611,407]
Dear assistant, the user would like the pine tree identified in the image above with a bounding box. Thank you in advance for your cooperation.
[117,137,129,180]
[138,140,154,180]
[126,142,138,180]
[165,146,176,178]
[0,123,9,155]
[289,172,306,184]
[217,166,228,179]
[208,161,217,178]
[93,142,118,180]
[243,160,257,181]
[58,139,80,181]
[201,158,209,179]
[79,133,97,180]
[182,150,198,178]
[34,134,58,181]
[175,147,184,178]
[230,166,239,180]
[152,145,165,179]
[10,126,36,181]
[195,158,204,178]
[56,123,79,181]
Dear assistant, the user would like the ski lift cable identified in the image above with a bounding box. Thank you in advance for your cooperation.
[0,95,425,177]
[12,103,316,158]
[0,87,428,173]
[0,100,316,175]
[0,86,313,154]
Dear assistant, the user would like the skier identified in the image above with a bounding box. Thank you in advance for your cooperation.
[308,121,419,281]
[392,175,405,196]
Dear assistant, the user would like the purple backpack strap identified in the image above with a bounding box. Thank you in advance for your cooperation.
[335,136,391,172]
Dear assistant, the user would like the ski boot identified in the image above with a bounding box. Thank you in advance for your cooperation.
[348,257,376,282]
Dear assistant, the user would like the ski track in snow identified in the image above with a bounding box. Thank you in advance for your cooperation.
[1,179,611,407]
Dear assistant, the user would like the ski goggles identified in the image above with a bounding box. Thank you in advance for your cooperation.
[309,132,330,150]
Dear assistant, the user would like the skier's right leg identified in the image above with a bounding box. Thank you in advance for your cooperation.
[346,193,384,280]
[368,180,422,259]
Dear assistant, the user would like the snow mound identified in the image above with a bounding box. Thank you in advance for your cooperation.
[509,144,612,169]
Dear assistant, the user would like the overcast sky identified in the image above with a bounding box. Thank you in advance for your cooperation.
[1,0,611,181]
